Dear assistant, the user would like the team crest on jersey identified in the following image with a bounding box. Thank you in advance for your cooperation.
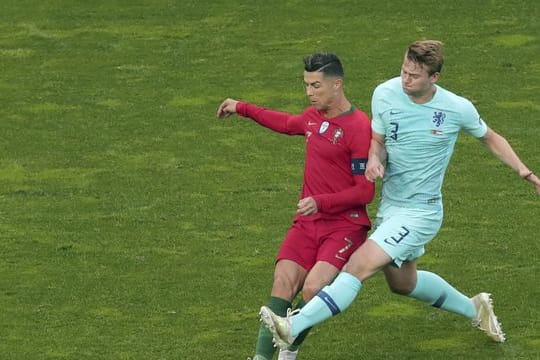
[332,128,344,144]
[319,121,330,134]
[432,111,446,127]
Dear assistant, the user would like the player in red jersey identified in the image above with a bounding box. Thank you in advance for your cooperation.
[217,52,374,360]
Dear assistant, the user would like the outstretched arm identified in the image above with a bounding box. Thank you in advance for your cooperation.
[216,98,303,134]
[216,98,239,118]
[481,127,540,195]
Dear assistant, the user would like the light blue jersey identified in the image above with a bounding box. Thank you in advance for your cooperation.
[371,77,488,210]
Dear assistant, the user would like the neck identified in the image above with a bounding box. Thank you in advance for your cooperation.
[409,85,437,104]
[322,97,351,118]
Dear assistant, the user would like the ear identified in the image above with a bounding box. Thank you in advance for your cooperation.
[334,78,343,89]
[430,72,441,83]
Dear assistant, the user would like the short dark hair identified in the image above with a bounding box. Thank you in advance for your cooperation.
[303,52,344,78]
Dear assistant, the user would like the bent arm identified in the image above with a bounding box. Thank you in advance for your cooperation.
[365,132,387,182]
[312,176,375,214]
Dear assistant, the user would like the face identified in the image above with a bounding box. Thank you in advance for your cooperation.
[400,56,439,99]
[303,71,340,111]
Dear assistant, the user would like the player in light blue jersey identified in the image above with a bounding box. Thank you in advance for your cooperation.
[260,40,540,348]
[371,75,488,210]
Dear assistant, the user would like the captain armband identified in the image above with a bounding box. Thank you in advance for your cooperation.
[351,158,368,175]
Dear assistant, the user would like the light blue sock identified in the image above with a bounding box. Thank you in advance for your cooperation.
[291,272,362,336]
[408,270,475,318]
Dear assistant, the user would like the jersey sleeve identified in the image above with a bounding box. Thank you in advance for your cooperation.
[236,102,305,135]
[459,99,488,138]
[371,84,392,135]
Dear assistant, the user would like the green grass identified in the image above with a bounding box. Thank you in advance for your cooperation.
[0,0,539,359]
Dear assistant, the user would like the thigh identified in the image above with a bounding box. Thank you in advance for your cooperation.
[342,239,392,281]
[276,221,318,271]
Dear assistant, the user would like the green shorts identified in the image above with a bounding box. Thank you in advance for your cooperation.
[369,201,443,267]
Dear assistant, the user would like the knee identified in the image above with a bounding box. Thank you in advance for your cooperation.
[383,262,418,295]
[387,281,415,295]
[388,284,414,295]
[301,281,322,301]
[272,273,299,299]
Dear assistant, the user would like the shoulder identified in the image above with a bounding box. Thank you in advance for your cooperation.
[373,77,401,96]
[351,107,371,125]
[372,77,402,115]
[435,85,476,110]
[435,86,482,128]
[372,77,402,109]
[343,108,372,133]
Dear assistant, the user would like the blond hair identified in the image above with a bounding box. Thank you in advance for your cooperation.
[406,40,444,75]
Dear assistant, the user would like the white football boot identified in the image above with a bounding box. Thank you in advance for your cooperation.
[471,292,505,342]
[259,306,298,350]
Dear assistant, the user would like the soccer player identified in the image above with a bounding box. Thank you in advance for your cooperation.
[217,52,374,360]
[260,40,540,349]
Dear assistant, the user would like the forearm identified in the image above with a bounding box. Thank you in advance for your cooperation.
[482,130,540,195]
[236,102,291,134]
[365,135,387,181]
[313,180,375,214]
[483,130,531,177]
[368,137,387,165]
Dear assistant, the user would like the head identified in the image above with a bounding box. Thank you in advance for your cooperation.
[401,40,444,99]
[303,52,344,112]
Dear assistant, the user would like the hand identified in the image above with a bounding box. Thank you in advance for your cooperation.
[522,172,540,196]
[529,173,540,196]
[296,197,318,216]
[216,98,239,118]
[365,158,385,182]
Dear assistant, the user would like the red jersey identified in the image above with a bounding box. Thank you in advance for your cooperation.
[236,102,374,228]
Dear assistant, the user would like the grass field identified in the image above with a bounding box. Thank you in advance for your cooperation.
[0,1,539,359]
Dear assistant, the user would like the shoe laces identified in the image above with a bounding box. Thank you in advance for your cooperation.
[286,308,300,319]
[284,308,300,328]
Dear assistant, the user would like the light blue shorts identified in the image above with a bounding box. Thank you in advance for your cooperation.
[369,201,443,267]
